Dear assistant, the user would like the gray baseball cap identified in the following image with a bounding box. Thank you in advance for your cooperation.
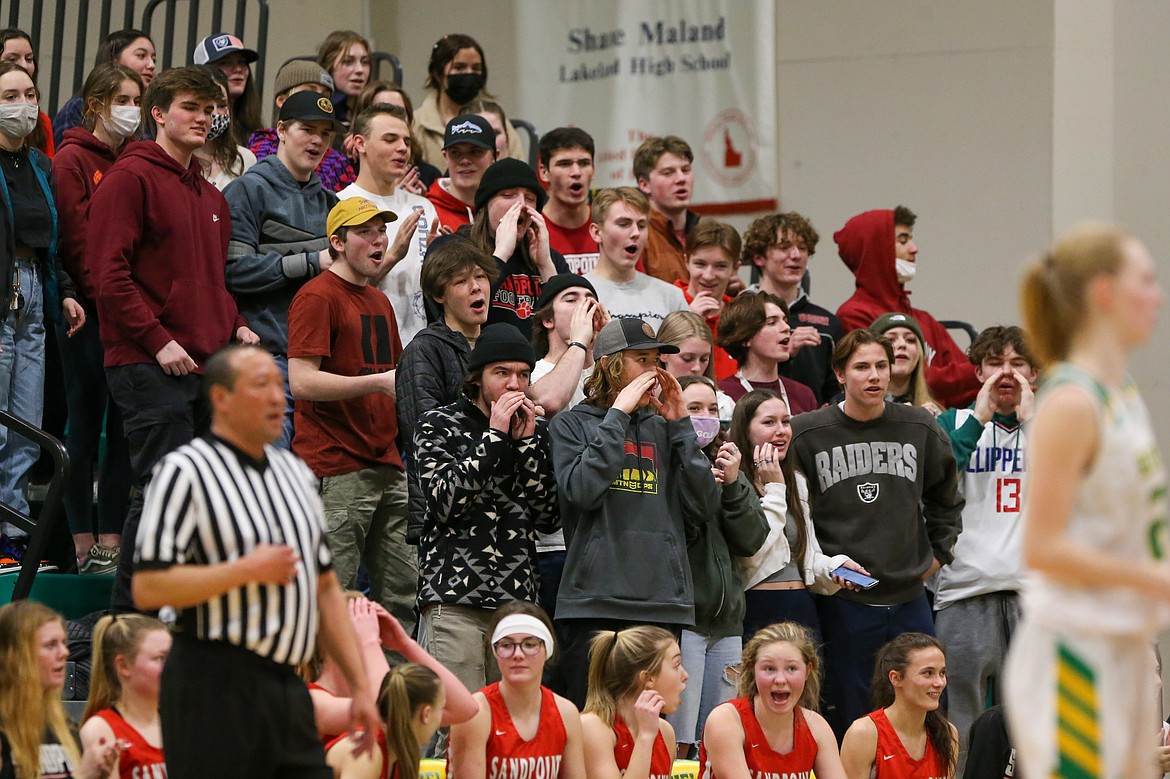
[593,318,680,360]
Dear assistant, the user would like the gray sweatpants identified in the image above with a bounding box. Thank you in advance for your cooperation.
[934,590,1020,772]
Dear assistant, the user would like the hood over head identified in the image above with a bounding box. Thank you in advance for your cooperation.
[834,209,907,309]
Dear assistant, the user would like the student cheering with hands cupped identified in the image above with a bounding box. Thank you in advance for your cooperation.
[970,359,1034,426]
[488,379,540,439]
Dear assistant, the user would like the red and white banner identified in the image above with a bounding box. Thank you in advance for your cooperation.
[515,0,778,214]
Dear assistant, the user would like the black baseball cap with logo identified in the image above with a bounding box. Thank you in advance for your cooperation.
[279,91,344,132]
[442,113,495,151]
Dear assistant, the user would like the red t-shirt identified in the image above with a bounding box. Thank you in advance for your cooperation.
[698,697,817,779]
[94,708,166,779]
[613,716,673,779]
[672,280,737,380]
[479,682,567,778]
[545,214,600,275]
[869,708,948,779]
[288,271,404,476]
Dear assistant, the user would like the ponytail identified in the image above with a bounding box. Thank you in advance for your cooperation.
[378,663,440,779]
[84,613,168,722]
[1021,223,1129,366]
[583,626,675,727]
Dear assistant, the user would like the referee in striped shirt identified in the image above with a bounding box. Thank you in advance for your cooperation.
[132,344,381,779]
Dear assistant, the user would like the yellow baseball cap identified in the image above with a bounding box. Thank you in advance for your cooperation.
[327,198,398,237]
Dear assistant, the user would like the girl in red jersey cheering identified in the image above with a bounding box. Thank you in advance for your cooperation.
[698,622,846,779]
[840,633,956,779]
[449,602,585,779]
[581,626,687,779]
[80,614,170,779]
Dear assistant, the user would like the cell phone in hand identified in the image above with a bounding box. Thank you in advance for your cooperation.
[831,566,879,590]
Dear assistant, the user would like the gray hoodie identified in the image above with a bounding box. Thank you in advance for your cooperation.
[223,154,338,354]
[548,402,721,625]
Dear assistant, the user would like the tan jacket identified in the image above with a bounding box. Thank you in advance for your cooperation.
[413,91,526,170]
[640,208,696,285]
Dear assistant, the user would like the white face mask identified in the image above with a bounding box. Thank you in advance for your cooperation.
[101,105,141,142]
[0,103,38,140]
[895,258,917,284]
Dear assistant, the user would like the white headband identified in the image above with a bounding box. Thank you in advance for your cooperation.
[491,615,554,660]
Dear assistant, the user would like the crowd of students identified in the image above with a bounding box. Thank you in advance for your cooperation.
[0,22,1166,779]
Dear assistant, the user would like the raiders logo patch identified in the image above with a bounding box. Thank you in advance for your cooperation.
[857,482,879,503]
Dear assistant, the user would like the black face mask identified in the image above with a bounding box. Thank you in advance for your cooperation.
[444,72,485,105]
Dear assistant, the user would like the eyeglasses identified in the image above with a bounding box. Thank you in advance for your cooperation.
[493,638,544,658]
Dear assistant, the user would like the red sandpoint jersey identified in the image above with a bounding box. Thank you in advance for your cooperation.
[697,697,817,779]
[480,682,568,779]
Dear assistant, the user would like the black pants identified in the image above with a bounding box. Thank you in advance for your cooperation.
[556,617,683,709]
[161,637,330,779]
[106,364,207,612]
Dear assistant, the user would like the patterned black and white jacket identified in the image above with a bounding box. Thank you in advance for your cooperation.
[415,394,559,609]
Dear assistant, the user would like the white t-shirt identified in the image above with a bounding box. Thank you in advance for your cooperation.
[583,271,689,332]
[531,357,592,553]
[337,183,439,345]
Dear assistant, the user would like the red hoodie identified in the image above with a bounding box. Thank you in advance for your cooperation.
[672,279,738,380]
[426,178,475,232]
[89,140,245,370]
[53,127,122,304]
[834,209,978,408]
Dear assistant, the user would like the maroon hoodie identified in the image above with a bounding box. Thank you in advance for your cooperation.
[89,140,245,370]
[53,127,121,305]
[834,209,978,409]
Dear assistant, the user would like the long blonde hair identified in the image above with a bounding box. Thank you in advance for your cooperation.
[379,664,440,779]
[738,622,821,711]
[1021,224,1129,366]
[583,626,675,726]
[582,351,631,409]
[0,601,79,778]
[657,311,716,381]
[83,613,168,721]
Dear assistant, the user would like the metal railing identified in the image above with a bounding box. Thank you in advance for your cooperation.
[1,0,270,115]
[0,408,70,601]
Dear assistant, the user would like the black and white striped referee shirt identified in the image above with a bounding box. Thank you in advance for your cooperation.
[135,435,332,666]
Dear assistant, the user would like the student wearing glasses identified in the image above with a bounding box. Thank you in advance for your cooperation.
[449,601,586,779]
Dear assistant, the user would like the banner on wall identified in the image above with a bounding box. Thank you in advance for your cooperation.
[514,0,777,214]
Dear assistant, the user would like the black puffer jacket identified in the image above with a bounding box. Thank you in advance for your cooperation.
[395,319,473,541]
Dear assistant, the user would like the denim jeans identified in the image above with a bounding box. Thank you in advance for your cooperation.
[816,593,936,740]
[272,353,294,451]
[0,260,44,534]
[56,313,131,536]
[668,629,742,745]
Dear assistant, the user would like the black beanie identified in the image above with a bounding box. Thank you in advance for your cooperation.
[474,158,548,212]
[536,273,597,310]
[468,323,537,371]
